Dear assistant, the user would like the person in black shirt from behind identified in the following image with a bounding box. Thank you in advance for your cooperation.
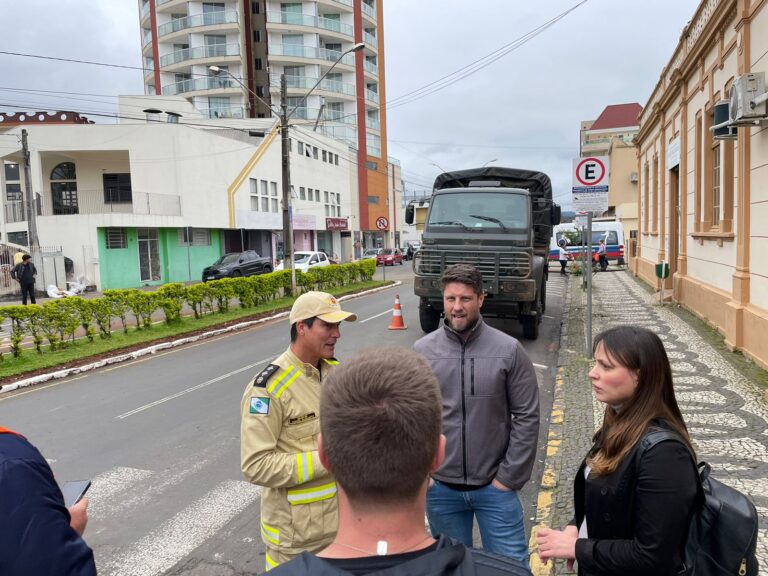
[268,349,531,576]
[12,253,37,305]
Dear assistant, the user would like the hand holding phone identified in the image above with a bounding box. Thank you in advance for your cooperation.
[60,480,91,508]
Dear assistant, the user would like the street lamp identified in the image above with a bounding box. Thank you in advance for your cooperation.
[279,42,364,296]
[482,158,497,167]
[430,161,447,173]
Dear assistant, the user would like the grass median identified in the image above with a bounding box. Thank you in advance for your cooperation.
[0,280,389,382]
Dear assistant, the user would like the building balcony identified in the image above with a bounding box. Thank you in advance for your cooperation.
[142,30,153,49]
[159,43,240,68]
[199,106,246,119]
[267,11,354,38]
[364,59,378,76]
[140,1,151,21]
[361,2,376,21]
[365,88,379,104]
[364,31,377,49]
[269,44,356,67]
[365,115,380,130]
[161,76,242,96]
[291,107,357,126]
[157,10,239,39]
[269,73,356,98]
[36,192,182,217]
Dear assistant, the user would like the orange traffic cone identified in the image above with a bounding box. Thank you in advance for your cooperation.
[388,294,407,330]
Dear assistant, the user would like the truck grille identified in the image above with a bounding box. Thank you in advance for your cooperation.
[415,249,531,278]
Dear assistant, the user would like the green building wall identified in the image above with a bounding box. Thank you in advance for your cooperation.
[98,228,222,289]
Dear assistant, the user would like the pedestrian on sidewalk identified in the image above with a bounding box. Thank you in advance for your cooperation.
[414,264,540,564]
[12,254,37,305]
[268,349,531,576]
[597,239,608,272]
[536,326,698,575]
[240,291,357,571]
[558,239,569,275]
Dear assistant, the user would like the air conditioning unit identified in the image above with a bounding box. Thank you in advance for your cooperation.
[629,172,638,183]
[729,72,767,124]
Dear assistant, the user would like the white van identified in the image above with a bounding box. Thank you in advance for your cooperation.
[548,221,626,265]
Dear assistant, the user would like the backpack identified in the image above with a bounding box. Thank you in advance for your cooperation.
[640,430,759,576]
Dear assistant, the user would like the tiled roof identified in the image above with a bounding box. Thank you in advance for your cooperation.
[589,103,643,130]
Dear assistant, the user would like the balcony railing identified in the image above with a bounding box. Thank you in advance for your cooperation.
[365,115,380,130]
[361,2,376,20]
[324,108,356,124]
[270,73,356,97]
[142,30,153,48]
[140,1,151,19]
[364,31,377,47]
[365,88,379,103]
[157,0,174,5]
[199,106,246,119]
[267,11,353,36]
[36,192,181,217]
[364,59,378,75]
[270,44,356,66]
[330,0,353,6]
[160,43,240,67]
[162,76,241,95]
[157,10,239,37]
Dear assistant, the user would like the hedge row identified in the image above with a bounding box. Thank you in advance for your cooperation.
[0,260,376,359]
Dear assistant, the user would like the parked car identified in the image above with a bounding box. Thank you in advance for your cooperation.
[376,248,404,266]
[362,248,382,260]
[275,250,331,273]
[202,250,273,281]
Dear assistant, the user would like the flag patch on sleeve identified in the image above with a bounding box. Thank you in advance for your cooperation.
[250,397,270,414]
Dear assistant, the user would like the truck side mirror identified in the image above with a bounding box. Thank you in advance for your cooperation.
[405,204,414,225]
[551,204,561,225]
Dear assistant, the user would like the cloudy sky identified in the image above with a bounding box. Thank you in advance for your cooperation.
[0,0,701,209]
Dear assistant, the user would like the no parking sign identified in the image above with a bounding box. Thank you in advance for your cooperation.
[572,156,609,213]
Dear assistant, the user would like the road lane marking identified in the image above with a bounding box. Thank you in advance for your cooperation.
[359,309,394,324]
[116,357,273,419]
[532,363,548,370]
[99,480,262,576]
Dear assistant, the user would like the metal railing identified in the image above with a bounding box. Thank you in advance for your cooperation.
[142,30,153,48]
[270,73,356,97]
[365,115,380,130]
[199,107,246,119]
[140,1,150,19]
[415,249,532,278]
[161,76,241,95]
[364,59,378,75]
[361,2,376,20]
[266,11,353,36]
[364,30,377,47]
[34,192,181,217]
[159,43,240,67]
[270,44,356,66]
[365,88,379,103]
[330,0,353,6]
[157,10,239,37]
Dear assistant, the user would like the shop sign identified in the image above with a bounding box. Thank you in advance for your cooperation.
[326,217,348,231]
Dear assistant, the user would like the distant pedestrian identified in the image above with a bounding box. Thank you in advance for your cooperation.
[406,244,415,261]
[536,326,698,574]
[12,254,37,305]
[597,239,608,272]
[558,240,569,275]
[414,263,539,564]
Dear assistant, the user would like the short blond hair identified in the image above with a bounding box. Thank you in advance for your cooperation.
[320,348,442,507]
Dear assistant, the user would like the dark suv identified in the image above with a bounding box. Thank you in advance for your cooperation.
[202,251,272,281]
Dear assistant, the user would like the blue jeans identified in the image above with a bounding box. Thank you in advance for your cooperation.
[427,480,528,564]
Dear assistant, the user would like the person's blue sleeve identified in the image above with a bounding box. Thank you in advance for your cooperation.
[0,458,96,576]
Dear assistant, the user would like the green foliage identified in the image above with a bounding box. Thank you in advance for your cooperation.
[156,283,187,324]
[91,297,115,339]
[211,279,236,313]
[123,290,157,329]
[69,297,96,342]
[41,300,80,347]
[104,290,130,334]
[3,305,34,357]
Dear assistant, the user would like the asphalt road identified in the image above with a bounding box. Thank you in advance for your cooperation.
[0,263,567,576]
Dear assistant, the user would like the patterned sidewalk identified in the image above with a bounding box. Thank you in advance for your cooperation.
[529,268,768,575]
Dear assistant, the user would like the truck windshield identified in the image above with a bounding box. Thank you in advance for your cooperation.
[427,192,528,231]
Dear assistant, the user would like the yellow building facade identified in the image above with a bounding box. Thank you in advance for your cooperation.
[634,0,768,369]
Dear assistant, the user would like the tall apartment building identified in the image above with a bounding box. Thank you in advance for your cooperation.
[138,0,389,239]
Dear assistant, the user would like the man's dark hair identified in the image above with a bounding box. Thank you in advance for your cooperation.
[290,316,315,342]
[21,254,31,261]
[320,349,442,509]
[439,263,483,295]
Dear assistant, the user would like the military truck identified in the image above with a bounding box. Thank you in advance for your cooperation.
[405,167,560,339]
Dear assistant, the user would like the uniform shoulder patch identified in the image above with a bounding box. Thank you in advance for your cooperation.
[253,364,280,388]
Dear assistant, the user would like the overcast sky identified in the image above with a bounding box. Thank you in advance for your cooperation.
[0,0,701,209]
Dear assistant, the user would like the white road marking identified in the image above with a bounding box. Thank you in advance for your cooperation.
[116,357,272,419]
[359,309,393,323]
[533,363,548,370]
[100,480,262,576]
[87,467,154,517]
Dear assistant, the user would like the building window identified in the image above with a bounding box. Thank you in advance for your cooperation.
[255,58,263,70]
[642,161,649,232]
[334,154,339,166]
[694,113,702,231]
[178,228,211,246]
[252,1,260,13]
[298,142,304,155]
[4,163,19,181]
[367,195,379,204]
[270,181,278,197]
[253,30,261,42]
[651,155,658,233]
[249,177,279,212]
[50,162,79,215]
[712,143,721,227]
[366,161,377,170]
[322,150,327,162]
[6,183,22,202]
[315,189,320,202]
[8,231,28,246]
[103,173,133,204]
[300,186,306,200]
[312,147,318,160]
[105,228,127,249]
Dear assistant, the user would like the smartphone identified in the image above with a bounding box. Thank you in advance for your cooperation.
[60,480,91,508]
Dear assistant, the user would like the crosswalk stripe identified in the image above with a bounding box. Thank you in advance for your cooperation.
[87,467,154,517]
[98,480,262,576]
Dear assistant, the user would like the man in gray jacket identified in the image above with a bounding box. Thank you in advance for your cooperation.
[414,263,539,564]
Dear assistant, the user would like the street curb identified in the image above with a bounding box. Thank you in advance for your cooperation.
[528,275,572,575]
[0,281,402,395]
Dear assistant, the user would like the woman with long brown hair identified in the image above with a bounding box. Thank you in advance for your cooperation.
[536,325,699,575]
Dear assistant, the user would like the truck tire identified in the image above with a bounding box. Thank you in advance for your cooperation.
[522,313,539,340]
[419,303,441,333]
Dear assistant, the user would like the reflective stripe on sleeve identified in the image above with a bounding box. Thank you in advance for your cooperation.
[268,367,301,399]
[286,482,337,505]
[265,552,279,571]
[260,519,280,546]
[296,451,314,484]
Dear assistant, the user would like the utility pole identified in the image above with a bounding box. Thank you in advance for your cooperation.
[21,129,40,249]
[280,74,297,296]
